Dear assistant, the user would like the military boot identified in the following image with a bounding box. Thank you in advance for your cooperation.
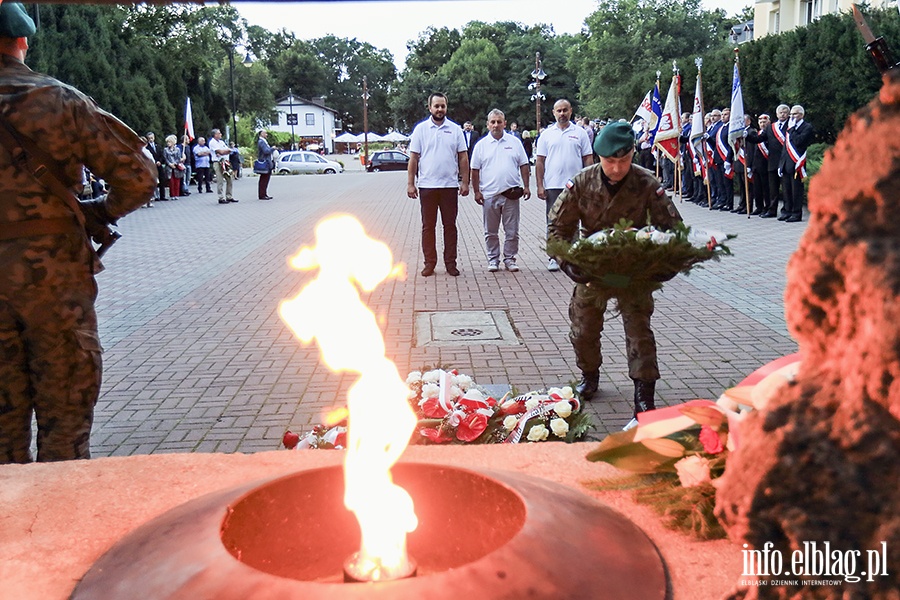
[575,372,600,401]
[633,379,657,414]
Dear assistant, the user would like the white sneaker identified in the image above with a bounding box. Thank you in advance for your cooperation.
[504,260,519,272]
[547,258,560,272]
[488,260,500,272]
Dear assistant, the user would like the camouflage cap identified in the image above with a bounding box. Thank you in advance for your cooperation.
[594,121,635,157]
[0,3,35,39]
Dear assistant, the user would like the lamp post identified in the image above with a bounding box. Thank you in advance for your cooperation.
[528,51,546,132]
[288,88,296,150]
[362,76,370,164]
[227,46,254,146]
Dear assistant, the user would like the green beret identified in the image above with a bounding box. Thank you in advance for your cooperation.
[0,3,35,38]
[594,121,635,157]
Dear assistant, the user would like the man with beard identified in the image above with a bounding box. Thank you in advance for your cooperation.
[407,93,469,277]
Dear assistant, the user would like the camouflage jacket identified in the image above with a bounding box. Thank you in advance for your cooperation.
[0,54,156,227]
[547,163,682,244]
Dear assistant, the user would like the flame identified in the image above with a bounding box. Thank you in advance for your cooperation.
[279,215,418,580]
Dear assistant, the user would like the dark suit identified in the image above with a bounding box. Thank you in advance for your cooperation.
[146,140,167,200]
[778,120,814,220]
[463,128,480,160]
[748,129,770,213]
[747,120,787,216]
[712,122,734,209]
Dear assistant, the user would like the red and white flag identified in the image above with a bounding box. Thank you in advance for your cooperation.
[654,75,681,162]
[183,97,195,141]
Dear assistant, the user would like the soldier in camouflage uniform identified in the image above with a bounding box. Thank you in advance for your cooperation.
[548,121,682,423]
[0,3,157,463]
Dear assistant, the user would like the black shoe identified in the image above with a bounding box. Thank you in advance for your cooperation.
[633,379,657,415]
[760,211,777,218]
[206,188,213,193]
[777,213,789,221]
[717,204,733,211]
[751,208,763,215]
[446,266,460,277]
[182,191,191,196]
[785,215,802,222]
[421,265,435,277]
[575,373,600,401]
[731,205,746,213]
[228,198,239,203]
[218,199,228,204]
[259,196,273,200]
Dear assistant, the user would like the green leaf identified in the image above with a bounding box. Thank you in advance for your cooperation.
[639,437,688,458]
[678,405,726,428]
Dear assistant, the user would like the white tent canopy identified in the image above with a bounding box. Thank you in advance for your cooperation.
[381,131,410,142]
[334,132,358,143]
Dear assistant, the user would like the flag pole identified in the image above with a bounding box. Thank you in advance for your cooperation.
[693,57,712,209]
[654,70,661,180]
[673,61,683,202]
[734,48,751,219]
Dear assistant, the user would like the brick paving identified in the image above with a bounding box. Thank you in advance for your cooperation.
[88,161,804,456]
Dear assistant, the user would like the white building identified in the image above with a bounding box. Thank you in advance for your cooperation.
[755,0,896,38]
[268,93,341,152]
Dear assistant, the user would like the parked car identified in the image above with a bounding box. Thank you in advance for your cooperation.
[366,150,410,172]
[276,151,343,175]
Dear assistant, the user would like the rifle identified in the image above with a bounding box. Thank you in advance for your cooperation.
[0,119,121,257]
[852,4,899,74]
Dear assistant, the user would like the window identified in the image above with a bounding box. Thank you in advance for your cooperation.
[304,154,320,163]
[306,113,315,126]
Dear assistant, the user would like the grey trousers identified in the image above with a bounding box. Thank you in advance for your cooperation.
[482,193,520,263]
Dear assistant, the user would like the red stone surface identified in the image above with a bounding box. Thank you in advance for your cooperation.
[0,444,740,599]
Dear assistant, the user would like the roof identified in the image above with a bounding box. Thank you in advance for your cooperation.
[274,94,339,115]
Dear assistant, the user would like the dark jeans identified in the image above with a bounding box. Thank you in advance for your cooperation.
[419,188,459,268]
[258,172,271,198]
[195,166,211,191]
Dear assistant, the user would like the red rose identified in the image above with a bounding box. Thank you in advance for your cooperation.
[282,430,300,449]
[699,425,725,454]
[706,236,718,252]
[420,397,451,418]
[420,427,453,444]
[456,413,489,442]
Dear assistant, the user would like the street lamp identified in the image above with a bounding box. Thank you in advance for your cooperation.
[528,51,546,132]
[362,76,370,164]
[228,46,254,146]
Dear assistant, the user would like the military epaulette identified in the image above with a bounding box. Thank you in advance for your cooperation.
[565,179,575,190]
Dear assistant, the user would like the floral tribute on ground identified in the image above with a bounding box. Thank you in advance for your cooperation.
[583,354,801,541]
[282,368,593,449]
[546,219,735,298]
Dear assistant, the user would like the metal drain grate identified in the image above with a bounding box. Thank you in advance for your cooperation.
[451,328,484,337]
[415,310,520,346]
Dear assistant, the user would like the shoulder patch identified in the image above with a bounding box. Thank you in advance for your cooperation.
[565,179,575,190]
[656,187,666,196]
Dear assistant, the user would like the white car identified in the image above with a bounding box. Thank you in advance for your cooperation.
[276,151,344,175]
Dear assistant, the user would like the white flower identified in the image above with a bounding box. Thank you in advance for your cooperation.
[422,370,441,383]
[454,374,473,391]
[650,231,675,245]
[448,385,463,401]
[526,424,549,442]
[674,455,712,488]
[405,371,422,385]
[503,415,519,431]
[525,397,540,411]
[550,418,569,437]
[421,383,440,399]
[552,400,573,419]
[635,226,655,241]
[587,231,608,245]
[548,386,574,400]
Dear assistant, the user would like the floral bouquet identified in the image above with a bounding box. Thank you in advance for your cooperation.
[546,219,735,297]
[283,422,347,450]
[405,369,593,444]
[583,354,802,540]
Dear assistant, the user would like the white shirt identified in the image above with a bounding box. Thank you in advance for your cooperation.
[208,137,229,162]
[470,132,528,198]
[408,117,466,188]
[535,122,592,189]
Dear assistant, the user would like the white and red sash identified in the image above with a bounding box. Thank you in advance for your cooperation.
[771,122,787,147]
[757,141,769,160]
[715,130,730,162]
[785,130,807,179]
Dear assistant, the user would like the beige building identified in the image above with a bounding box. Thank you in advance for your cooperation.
[755,0,896,38]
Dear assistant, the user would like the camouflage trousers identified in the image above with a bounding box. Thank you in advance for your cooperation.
[568,283,660,381]
[0,234,102,463]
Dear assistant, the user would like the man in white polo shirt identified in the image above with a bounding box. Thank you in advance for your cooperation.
[535,99,593,271]
[407,92,469,277]
[471,109,530,272]
[208,128,235,204]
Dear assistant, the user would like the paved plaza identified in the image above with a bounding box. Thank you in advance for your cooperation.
[88,159,805,456]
